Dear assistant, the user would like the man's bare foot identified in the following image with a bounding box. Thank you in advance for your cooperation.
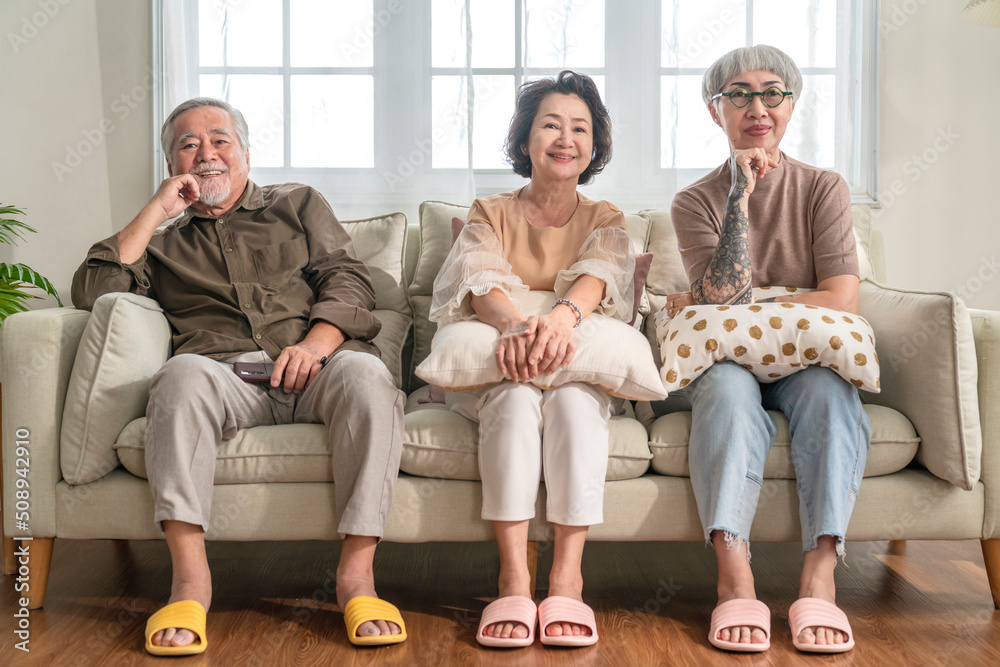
[337,535,400,638]
[150,575,212,647]
[543,565,591,637]
[152,520,212,648]
[336,574,401,637]
[481,569,533,639]
[797,536,848,646]
[713,533,767,646]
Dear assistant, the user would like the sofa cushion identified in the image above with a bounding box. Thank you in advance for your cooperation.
[624,212,653,327]
[415,291,666,401]
[858,281,981,490]
[401,386,652,481]
[409,201,470,389]
[115,418,334,482]
[340,211,410,315]
[647,404,919,478]
[115,388,655,484]
[341,212,410,389]
[640,208,690,308]
[60,293,171,485]
[371,309,411,390]
[655,300,881,393]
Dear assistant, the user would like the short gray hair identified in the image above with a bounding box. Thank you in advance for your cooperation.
[701,45,803,106]
[160,97,251,162]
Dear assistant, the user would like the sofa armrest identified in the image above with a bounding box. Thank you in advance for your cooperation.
[858,281,981,490]
[971,308,1000,536]
[2,308,91,537]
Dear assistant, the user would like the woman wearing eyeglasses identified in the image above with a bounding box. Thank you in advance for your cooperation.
[657,45,868,654]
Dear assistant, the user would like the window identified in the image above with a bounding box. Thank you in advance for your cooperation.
[154,0,878,216]
[660,0,877,194]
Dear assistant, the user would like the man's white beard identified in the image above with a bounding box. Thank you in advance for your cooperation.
[198,176,230,207]
[192,154,246,207]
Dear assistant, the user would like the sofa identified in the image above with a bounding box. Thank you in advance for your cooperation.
[2,201,998,612]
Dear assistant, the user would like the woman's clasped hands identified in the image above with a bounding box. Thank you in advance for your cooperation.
[496,309,578,382]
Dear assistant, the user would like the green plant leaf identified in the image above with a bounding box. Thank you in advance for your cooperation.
[0,283,35,318]
[0,203,37,246]
[0,205,62,324]
[0,263,63,308]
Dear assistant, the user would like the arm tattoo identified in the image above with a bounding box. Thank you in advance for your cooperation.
[693,164,753,305]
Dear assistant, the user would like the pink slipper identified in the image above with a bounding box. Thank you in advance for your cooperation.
[537,596,598,647]
[476,596,537,648]
[708,599,771,652]
[789,597,855,653]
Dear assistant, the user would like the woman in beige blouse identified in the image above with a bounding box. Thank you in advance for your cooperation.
[430,71,634,648]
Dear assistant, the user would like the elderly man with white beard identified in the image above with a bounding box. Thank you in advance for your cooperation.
[72,97,407,656]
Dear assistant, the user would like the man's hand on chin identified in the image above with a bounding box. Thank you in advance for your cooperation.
[152,174,202,220]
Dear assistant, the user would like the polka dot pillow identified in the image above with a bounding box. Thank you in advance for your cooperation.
[654,296,880,393]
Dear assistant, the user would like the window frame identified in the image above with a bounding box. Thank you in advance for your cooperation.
[152,0,879,209]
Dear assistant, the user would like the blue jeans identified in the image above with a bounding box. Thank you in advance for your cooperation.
[652,362,871,554]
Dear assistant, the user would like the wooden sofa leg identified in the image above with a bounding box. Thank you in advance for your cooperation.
[527,541,538,596]
[2,534,14,576]
[888,540,907,555]
[982,539,1000,610]
[1,384,15,576]
[25,537,54,610]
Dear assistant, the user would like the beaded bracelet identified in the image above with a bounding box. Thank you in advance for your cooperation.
[552,298,583,328]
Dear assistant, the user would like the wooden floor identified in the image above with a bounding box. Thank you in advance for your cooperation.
[1,538,998,666]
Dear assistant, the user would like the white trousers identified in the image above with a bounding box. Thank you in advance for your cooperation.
[447,381,618,526]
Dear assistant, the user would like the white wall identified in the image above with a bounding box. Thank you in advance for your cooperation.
[876,0,1000,310]
[1,0,997,312]
[0,0,152,309]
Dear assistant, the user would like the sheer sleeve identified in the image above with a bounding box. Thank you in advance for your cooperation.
[554,226,635,322]
[429,221,528,324]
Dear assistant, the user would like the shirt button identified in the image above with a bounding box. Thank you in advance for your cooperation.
[244,303,252,309]
[226,248,233,253]
[255,334,262,340]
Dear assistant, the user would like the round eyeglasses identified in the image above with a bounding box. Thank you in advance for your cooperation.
[712,86,793,109]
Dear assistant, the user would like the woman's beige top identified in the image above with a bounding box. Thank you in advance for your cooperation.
[429,188,635,325]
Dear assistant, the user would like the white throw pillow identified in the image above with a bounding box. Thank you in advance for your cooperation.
[655,300,880,393]
[415,291,666,400]
[60,293,171,485]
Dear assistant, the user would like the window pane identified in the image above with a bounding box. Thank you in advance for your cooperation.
[433,0,515,68]
[432,75,515,169]
[784,75,836,168]
[290,0,374,67]
[661,75,729,169]
[291,76,374,168]
[200,74,284,168]
[754,0,837,68]
[661,0,747,68]
[524,0,604,68]
[198,0,282,68]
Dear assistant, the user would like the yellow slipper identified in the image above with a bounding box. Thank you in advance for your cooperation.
[343,596,407,646]
[144,600,208,656]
